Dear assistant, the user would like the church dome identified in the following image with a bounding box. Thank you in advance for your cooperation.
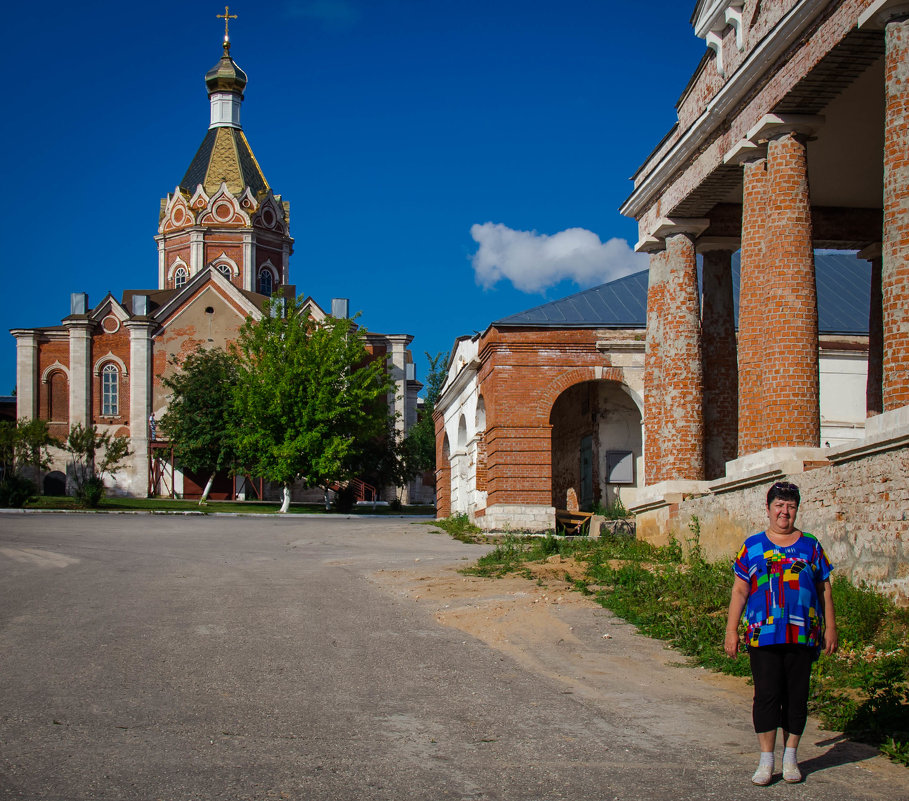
[205,44,248,97]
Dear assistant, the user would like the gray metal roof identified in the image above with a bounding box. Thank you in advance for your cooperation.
[493,253,871,336]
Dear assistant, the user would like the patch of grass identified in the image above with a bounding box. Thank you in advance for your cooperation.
[424,513,486,543]
[461,530,909,763]
[21,496,436,516]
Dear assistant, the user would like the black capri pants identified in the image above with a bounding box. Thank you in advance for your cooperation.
[748,644,816,735]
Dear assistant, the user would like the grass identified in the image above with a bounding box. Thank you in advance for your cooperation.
[17,496,437,516]
[437,518,909,766]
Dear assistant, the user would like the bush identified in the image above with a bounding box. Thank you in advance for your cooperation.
[0,474,36,508]
[76,476,105,508]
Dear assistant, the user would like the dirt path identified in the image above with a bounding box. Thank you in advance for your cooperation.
[371,555,908,796]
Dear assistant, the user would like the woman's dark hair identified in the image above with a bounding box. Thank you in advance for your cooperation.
[767,481,800,507]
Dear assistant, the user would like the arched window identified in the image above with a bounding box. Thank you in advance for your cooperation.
[174,266,188,288]
[216,263,232,280]
[259,268,273,296]
[101,364,119,416]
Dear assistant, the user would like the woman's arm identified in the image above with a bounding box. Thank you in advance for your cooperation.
[817,578,838,655]
[725,576,751,658]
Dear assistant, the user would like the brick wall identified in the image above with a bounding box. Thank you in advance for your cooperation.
[883,15,909,410]
[652,445,909,603]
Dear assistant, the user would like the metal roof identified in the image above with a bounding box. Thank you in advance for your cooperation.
[493,253,871,335]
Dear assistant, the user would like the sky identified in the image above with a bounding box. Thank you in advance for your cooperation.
[0,0,707,395]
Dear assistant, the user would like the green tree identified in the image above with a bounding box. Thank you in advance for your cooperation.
[401,351,448,477]
[159,347,239,504]
[64,423,131,507]
[231,296,392,513]
[0,418,58,506]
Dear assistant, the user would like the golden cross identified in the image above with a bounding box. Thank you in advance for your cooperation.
[217,6,238,43]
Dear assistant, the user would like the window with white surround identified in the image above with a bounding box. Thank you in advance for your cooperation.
[259,268,273,296]
[174,266,188,288]
[102,364,119,416]
[216,263,232,280]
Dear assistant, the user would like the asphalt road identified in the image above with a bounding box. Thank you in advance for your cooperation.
[0,513,905,801]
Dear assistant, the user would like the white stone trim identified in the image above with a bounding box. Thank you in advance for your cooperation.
[41,361,70,384]
[209,252,239,278]
[93,352,128,377]
[167,256,189,283]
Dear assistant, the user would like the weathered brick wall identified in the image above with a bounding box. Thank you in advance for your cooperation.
[636,0,874,239]
[655,446,909,602]
[645,251,667,483]
[883,15,909,410]
[701,249,738,478]
[661,233,704,480]
[763,132,820,447]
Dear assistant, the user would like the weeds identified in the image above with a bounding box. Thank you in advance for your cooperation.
[460,530,909,764]
[425,513,485,543]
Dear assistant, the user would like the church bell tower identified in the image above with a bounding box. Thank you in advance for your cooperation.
[155,14,293,297]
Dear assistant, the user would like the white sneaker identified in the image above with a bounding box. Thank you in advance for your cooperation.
[752,763,774,786]
[783,760,802,783]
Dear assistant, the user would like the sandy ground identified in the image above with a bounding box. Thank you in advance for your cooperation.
[371,554,909,795]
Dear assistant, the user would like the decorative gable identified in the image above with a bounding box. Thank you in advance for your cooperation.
[252,192,288,233]
[198,182,249,227]
[159,190,195,233]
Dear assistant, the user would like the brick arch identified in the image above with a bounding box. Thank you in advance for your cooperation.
[535,366,625,422]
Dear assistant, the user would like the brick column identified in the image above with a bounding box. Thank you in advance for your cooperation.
[660,231,705,480]
[434,413,451,518]
[700,245,739,478]
[644,249,667,485]
[737,154,769,455]
[883,12,909,410]
[860,243,883,417]
[763,131,819,448]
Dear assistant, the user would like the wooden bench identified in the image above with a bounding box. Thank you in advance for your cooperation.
[555,509,593,536]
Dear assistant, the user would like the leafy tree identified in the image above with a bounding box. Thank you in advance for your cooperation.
[159,347,239,504]
[0,418,57,506]
[231,296,392,513]
[401,351,448,478]
[65,423,131,507]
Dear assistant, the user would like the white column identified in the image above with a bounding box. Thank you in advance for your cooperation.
[155,235,166,288]
[126,320,155,495]
[385,335,411,437]
[11,330,39,419]
[243,231,254,292]
[190,229,205,274]
[65,321,93,427]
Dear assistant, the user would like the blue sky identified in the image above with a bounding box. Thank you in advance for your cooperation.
[0,1,706,394]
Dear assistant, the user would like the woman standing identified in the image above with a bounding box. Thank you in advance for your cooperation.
[724,481,838,785]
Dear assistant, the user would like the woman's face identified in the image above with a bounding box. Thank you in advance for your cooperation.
[767,498,799,536]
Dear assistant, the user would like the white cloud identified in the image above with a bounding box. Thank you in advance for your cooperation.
[469,222,648,294]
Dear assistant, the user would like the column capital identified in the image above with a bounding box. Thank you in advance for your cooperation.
[859,0,909,28]
[747,113,824,144]
[858,242,883,261]
[723,138,767,165]
[697,236,741,253]
[651,217,711,240]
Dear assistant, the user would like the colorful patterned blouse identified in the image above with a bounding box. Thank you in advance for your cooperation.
[732,531,833,648]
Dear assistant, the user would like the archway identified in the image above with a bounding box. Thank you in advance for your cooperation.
[549,380,642,513]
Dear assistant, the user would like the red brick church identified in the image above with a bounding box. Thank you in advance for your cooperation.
[11,30,421,500]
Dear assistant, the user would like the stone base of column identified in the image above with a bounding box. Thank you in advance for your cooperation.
[826,404,909,464]
[478,503,555,533]
[723,447,830,481]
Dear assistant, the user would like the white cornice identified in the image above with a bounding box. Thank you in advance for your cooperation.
[620,0,828,221]
[693,0,745,39]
